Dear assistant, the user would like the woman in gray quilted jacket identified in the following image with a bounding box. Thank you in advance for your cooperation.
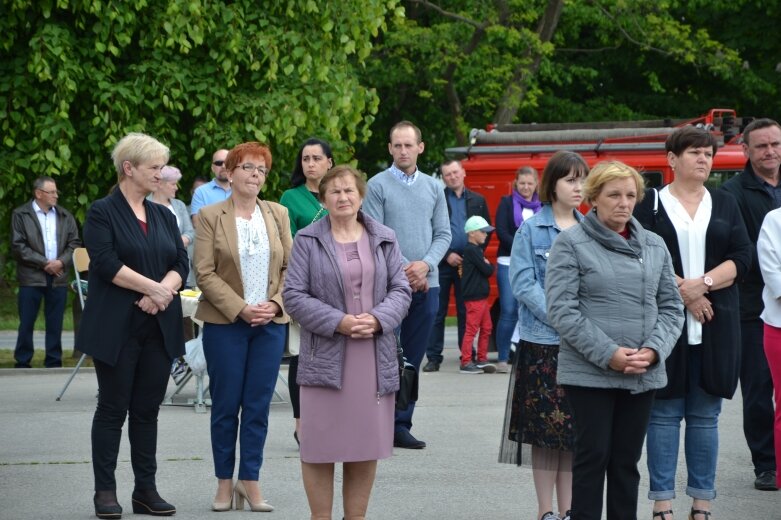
[545,161,684,520]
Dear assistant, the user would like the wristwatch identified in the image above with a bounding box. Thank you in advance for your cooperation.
[702,275,714,292]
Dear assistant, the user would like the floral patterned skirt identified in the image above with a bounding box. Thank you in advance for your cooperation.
[508,340,574,451]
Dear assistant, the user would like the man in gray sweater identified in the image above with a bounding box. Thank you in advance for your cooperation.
[363,121,451,449]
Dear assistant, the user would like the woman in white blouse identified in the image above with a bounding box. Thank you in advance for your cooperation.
[194,142,293,513]
[634,126,751,520]
[757,208,781,492]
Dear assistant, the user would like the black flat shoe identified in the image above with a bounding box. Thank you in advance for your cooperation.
[131,489,176,516]
[754,470,779,490]
[653,509,673,519]
[94,490,122,519]
[393,429,426,449]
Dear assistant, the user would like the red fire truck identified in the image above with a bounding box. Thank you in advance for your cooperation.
[445,108,752,313]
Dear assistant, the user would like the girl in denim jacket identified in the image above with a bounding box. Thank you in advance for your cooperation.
[499,151,589,520]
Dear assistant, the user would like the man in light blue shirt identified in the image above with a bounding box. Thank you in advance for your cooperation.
[363,121,451,449]
[190,148,231,227]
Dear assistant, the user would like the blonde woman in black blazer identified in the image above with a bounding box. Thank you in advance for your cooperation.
[77,132,188,519]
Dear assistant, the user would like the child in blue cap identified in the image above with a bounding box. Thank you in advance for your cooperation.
[459,215,496,374]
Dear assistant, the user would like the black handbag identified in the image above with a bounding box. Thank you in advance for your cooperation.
[395,337,419,411]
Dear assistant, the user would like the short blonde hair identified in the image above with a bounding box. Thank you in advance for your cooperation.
[584,161,645,204]
[111,133,170,179]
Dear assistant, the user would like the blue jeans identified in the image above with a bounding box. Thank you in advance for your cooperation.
[203,320,284,480]
[395,288,439,433]
[426,264,465,364]
[14,279,67,368]
[495,263,517,363]
[647,346,722,500]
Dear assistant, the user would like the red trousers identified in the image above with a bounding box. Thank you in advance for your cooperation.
[461,299,492,365]
[763,323,781,488]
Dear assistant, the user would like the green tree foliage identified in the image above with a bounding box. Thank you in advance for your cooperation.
[0,0,401,280]
[355,0,776,172]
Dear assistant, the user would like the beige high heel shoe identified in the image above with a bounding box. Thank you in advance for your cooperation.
[212,481,234,512]
[212,495,233,512]
[234,480,274,512]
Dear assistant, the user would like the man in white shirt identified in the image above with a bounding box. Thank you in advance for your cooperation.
[11,176,80,368]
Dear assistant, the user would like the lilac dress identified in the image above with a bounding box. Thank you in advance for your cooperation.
[299,232,395,463]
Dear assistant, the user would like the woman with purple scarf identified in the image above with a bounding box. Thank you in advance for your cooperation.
[495,166,542,370]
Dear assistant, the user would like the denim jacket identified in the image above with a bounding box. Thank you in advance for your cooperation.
[509,204,583,344]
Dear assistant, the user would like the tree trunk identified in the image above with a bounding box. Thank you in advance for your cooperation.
[492,0,564,125]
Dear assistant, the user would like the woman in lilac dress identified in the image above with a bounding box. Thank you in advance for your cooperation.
[283,164,412,520]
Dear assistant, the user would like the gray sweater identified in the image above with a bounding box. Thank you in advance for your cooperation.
[545,210,684,394]
[362,169,451,287]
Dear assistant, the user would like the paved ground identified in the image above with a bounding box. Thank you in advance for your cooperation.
[0,329,779,519]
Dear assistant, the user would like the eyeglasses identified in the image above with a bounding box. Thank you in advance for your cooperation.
[212,160,225,167]
[37,188,60,196]
[238,163,268,175]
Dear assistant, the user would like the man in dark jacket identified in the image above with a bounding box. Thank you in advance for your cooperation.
[722,118,781,490]
[424,159,492,372]
[11,176,80,368]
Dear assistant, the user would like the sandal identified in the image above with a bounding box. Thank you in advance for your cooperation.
[689,509,712,520]
[654,510,673,520]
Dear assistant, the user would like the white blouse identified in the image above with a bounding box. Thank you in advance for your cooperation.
[236,205,270,305]
[660,186,712,344]
[758,208,781,327]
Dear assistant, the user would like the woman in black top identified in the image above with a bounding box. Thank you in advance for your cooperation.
[634,126,751,520]
[495,166,541,368]
[78,132,188,519]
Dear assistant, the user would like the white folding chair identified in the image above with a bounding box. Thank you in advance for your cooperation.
[56,248,90,401]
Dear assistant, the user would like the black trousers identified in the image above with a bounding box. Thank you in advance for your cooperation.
[564,385,655,520]
[740,318,777,474]
[91,313,171,491]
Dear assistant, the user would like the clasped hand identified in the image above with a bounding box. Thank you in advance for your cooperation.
[608,346,657,374]
[677,276,714,324]
[135,282,176,315]
[239,302,280,327]
[337,313,379,339]
[43,259,64,278]
[404,261,430,292]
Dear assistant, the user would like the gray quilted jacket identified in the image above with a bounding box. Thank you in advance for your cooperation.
[283,211,412,396]
[545,210,684,394]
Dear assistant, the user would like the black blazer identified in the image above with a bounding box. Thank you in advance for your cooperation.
[76,189,189,365]
[634,187,752,399]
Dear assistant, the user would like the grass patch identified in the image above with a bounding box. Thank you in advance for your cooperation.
[0,284,75,331]
[0,349,92,369]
